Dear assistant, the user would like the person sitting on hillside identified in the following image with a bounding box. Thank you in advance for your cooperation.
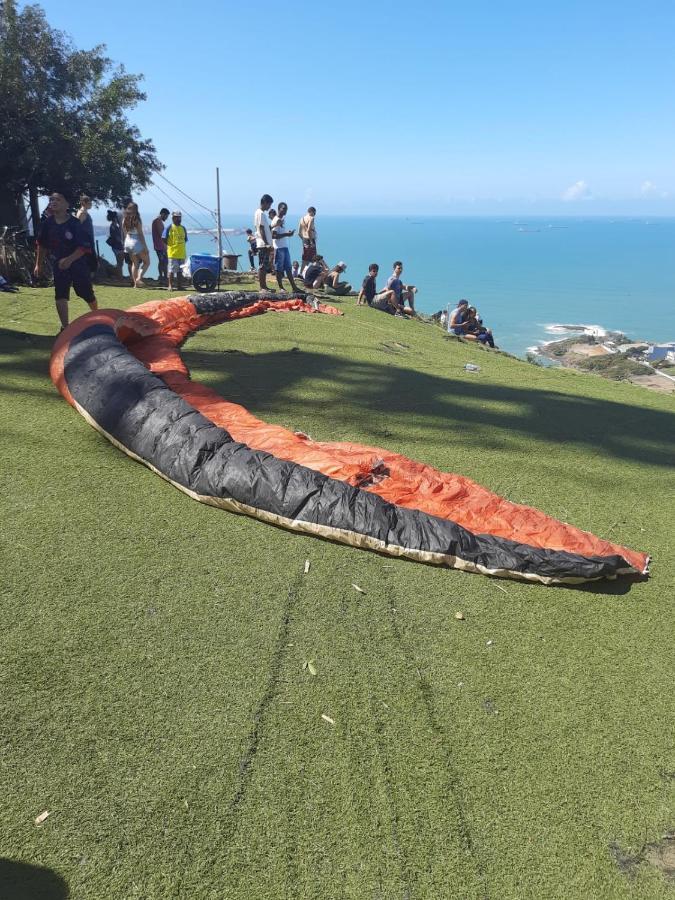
[462,306,496,347]
[301,255,328,289]
[358,263,399,313]
[357,263,378,306]
[323,261,351,295]
[449,299,469,334]
[386,261,417,314]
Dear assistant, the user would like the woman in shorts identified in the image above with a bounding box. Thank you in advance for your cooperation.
[122,202,150,287]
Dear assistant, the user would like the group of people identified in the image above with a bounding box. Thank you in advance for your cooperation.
[106,204,188,289]
[357,261,417,316]
[249,196,329,293]
[33,190,498,348]
[446,298,496,347]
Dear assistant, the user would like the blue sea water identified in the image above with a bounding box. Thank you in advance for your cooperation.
[99,216,675,357]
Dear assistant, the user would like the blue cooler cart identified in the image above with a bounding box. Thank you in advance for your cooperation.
[190,254,221,292]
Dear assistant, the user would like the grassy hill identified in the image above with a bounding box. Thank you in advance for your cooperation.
[1,281,674,899]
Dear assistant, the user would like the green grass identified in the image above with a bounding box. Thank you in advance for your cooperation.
[1,283,674,899]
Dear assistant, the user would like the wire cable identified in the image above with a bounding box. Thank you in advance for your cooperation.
[156,172,216,217]
[149,180,214,234]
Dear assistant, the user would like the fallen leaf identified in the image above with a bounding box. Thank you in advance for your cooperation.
[352,584,366,594]
[455,611,465,620]
[34,810,50,826]
[486,640,493,647]
[307,661,317,677]
[304,559,310,574]
[321,714,335,725]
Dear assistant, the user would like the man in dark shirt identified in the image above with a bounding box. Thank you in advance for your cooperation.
[302,256,328,289]
[34,191,98,330]
[357,263,379,305]
[152,207,170,285]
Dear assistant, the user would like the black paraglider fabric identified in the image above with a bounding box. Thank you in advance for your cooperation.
[190,290,312,316]
[63,323,628,581]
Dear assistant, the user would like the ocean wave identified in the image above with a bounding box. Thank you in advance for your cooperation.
[544,323,608,338]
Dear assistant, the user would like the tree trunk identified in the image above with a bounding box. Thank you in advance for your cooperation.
[0,187,28,230]
[28,184,41,235]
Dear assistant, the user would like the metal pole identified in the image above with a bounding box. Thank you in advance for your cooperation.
[216,167,223,291]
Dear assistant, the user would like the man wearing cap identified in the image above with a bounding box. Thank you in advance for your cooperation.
[152,208,170,285]
[163,211,188,291]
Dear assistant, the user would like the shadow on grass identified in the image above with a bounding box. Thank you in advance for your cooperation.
[184,346,675,468]
[0,858,68,899]
[1,325,673,468]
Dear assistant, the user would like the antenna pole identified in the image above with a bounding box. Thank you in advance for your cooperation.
[216,166,223,290]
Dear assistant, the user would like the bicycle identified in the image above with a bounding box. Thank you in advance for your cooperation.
[0,226,39,286]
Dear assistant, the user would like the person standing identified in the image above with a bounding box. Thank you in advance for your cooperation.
[163,210,188,291]
[34,191,98,330]
[122,202,150,287]
[254,194,273,290]
[152,208,170,284]
[271,202,298,292]
[76,194,98,276]
[298,206,317,267]
[245,229,257,271]
[105,210,124,277]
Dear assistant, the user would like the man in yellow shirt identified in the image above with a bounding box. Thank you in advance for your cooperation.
[163,210,188,290]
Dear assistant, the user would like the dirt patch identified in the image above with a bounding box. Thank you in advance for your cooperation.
[568,343,612,357]
[644,834,675,882]
[611,833,675,883]
[628,373,675,393]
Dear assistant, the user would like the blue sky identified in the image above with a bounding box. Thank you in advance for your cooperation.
[36,0,675,216]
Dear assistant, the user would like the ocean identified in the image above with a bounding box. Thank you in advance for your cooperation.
[97,216,675,358]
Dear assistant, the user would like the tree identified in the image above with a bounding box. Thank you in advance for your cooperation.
[0,0,162,228]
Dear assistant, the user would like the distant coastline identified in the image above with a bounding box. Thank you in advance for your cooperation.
[531,327,675,393]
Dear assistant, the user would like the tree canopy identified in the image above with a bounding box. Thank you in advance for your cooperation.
[0,0,162,225]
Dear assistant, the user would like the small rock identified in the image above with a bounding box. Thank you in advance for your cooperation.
[455,611,465,620]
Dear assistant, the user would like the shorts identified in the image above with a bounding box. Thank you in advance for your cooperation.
[257,246,271,268]
[53,258,96,304]
[372,291,391,310]
[168,257,185,275]
[274,247,291,274]
[124,236,144,255]
[302,240,316,263]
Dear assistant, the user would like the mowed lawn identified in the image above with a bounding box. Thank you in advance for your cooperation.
[1,281,674,899]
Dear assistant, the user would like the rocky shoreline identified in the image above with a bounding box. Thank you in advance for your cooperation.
[534,332,675,393]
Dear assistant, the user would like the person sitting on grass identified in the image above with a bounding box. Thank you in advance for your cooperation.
[462,306,496,348]
[357,263,400,313]
[292,260,300,279]
[386,261,417,314]
[449,299,469,334]
[357,263,379,305]
[301,255,328,289]
[323,261,351,295]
